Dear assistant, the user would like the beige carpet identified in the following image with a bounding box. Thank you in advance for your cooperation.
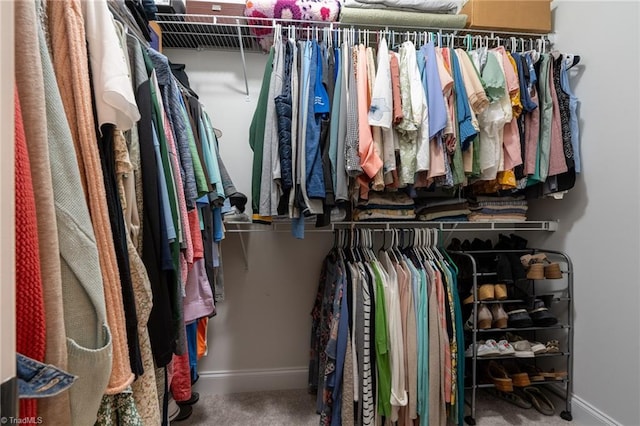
[175,388,573,425]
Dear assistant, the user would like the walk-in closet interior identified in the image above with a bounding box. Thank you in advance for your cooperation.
[2,1,640,426]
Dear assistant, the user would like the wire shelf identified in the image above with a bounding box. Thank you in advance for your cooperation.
[155,13,551,51]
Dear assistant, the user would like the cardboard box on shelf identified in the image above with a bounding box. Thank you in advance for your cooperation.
[186,0,246,17]
[461,0,552,34]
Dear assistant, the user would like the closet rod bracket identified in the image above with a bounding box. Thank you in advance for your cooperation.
[236,18,250,97]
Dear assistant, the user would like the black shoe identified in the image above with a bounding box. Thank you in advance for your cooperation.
[174,405,193,422]
[471,238,485,251]
[509,234,528,250]
[461,239,472,251]
[496,254,513,284]
[506,305,534,328]
[447,238,462,251]
[177,392,200,406]
[528,299,558,327]
[494,234,515,250]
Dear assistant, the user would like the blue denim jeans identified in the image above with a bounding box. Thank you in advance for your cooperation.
[17,354,76,399]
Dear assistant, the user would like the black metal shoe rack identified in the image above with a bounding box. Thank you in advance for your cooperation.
[449,249,574,425]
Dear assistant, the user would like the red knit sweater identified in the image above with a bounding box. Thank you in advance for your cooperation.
[15,87,46,418]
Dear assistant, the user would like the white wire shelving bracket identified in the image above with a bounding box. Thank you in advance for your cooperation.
[224,220,559,270]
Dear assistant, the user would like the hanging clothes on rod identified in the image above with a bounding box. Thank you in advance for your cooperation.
[248,27,581,235]
[14,0,246,423]
[309,227,465,426]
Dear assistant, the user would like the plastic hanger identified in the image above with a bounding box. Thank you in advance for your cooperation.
[564,54,581,69]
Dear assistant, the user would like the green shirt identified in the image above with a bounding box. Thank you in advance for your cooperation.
[249,48,275,213]
[371,262,392,418]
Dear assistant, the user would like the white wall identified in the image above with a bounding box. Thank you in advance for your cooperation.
[0,0,16,386]
[527,1,640,425]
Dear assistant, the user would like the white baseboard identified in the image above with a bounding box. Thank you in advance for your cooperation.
[572,395,621,426]
[193,367,308,395]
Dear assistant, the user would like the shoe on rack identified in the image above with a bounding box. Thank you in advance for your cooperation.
[502,359,531,387]
[464,304,493,331]
[522,386,556,416]
[489,388,532,409]
[542,368,568,381]
[529,341,547,354]
[465,339,501,357]
[486,361,514,392]
[494,234,515,250]
[509,234,529,250]
[511,340,535,358]
[471,238,492,251]
[494,235,527,282]
[505,333,545,354]
[506,306,533,328]
[505,331,524,342]
[462,294,474,305]
[528,299,558,327]
[478,304,493,329]
[531,253,563,279]
[494,284,508,301]
[521,253,562,279]
[545,339,560,353]
[520,254,545,280]
[478,284,495,301]
[496,339,515,356]
[447,238,462,251]
[520,363,546,382]
[496,254,514,284]
[491,304,508,329]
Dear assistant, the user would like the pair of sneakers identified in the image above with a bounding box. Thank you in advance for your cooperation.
[505,332,547,357]
[465,339,515,357]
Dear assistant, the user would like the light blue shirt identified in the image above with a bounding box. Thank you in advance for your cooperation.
[152,123,176,242]
[422,42,448,138]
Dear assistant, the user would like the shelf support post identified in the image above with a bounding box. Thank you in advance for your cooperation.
[236,19,250,97]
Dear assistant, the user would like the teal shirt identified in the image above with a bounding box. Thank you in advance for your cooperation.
[202,112,225,200]
[418,266,429,421]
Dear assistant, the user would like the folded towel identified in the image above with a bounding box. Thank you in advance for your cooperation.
[339,7,467,28]
[343,0,466,14]
[358,191,415,207]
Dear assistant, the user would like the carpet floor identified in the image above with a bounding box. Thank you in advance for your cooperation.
[176,388,573,425]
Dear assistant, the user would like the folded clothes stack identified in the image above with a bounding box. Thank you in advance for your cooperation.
[352,191,416,221]
[414,197,471,221]
[339,0,468,28]
[467,196,528,222]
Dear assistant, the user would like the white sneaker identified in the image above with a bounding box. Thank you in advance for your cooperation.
[530,341,547,354]
[496,339,515,356]
[465,341,500,357]
[512,340,535,358]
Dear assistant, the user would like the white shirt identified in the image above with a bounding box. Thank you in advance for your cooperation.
[82,0,140,132]
[379,252,408,421]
